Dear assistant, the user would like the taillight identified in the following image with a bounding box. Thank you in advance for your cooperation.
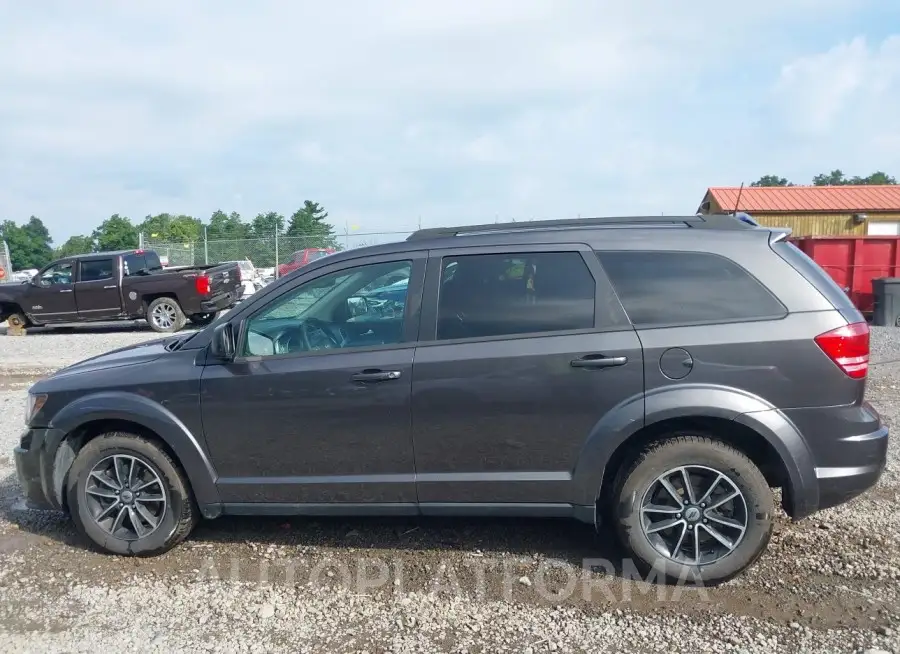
[814,321,869,379]
[195,274,210,295]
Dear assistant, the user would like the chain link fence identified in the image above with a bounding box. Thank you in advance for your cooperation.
[142,229,414,276]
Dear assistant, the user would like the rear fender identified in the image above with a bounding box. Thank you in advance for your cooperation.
[571,385,817,517]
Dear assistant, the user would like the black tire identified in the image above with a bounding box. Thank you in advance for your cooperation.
[612,434,774,586]
[67,432,198,556]
[6,312,29,335]
[146,296,186,333]
[188,312,217,327]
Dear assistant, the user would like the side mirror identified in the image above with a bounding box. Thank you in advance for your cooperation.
[209,322,235,360]
[347,296,370,317]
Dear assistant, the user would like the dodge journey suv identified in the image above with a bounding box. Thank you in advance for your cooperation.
[14,215,888,584]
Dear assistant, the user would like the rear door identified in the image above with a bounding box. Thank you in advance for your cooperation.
[75,256,121,319]
[411,244,644,508]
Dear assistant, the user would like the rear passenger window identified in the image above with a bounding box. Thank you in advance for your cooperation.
[597,251,786,327]
[80,259,114,282]
[436,252,596,340]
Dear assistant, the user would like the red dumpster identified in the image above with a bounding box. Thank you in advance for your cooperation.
[792,236,900,314]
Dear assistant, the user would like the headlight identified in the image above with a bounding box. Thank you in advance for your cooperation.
[25,393,48,426]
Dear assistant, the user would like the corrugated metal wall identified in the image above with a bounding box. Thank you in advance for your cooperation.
[703,197,900,236]
[751,213,900,237]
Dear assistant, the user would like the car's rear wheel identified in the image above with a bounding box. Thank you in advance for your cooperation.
[67,432,197,555]
[188,312,217,327]
[147,297,185,333]
[612,435,774,585]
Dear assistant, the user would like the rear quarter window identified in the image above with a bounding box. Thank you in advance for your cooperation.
[596,250,787,327]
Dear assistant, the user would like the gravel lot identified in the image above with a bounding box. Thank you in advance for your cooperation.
[0,325,898,653]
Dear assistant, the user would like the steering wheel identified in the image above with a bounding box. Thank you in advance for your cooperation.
[272,319,342,354]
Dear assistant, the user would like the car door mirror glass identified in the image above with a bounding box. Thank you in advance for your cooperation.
[209,322,236,360]
[347,296,370,317]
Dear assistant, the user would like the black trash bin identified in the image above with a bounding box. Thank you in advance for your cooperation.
[872,277,900,327]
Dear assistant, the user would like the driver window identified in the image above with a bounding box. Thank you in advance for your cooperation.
[243,260,412,357]
[38,262,74,287]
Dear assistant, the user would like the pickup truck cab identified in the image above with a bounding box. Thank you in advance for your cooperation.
[0,249,242,333]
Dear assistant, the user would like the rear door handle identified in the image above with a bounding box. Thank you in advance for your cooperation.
[351,370,402,382]
[103,285,117,289]
[570,355,628,369]
[59,289,73,293]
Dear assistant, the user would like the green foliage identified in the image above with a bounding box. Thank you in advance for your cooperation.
[812,170,898,186]
[92,214,139,252]
[206,210,249,240]
[56,235,95,258]
[286,201,339,248]
[750,175,793,187]
[137,213,203,242]
[0,216,54,269]
[249,211,286,238]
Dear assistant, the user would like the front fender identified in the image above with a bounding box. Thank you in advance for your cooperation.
[570,384,817,516]
[45,391,220,509]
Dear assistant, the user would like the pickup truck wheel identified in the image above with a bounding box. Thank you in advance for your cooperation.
[6,312,28,336]
[147,297,185,333]
[67,432,198,556]
[611,435,774,586]
[188,312,217,327]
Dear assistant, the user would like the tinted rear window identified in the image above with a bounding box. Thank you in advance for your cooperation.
[308,251,330,261]
[597,250,787,327]
[123,251,162,276]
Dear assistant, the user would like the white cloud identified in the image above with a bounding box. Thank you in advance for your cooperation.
[0,0,892,241]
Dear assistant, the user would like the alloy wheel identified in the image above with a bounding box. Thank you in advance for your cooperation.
[640,465,748,565]
[151,301,178,330]
[83,454,168,540]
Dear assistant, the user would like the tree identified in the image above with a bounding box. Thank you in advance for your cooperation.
[92,214,139,251]
[812,170,897,186]
[249,211,285,239]
[750,175,793,187]
[848,171,897,185]
[56,235,95,258]
[0,216,54,269]
[206,210,249,240]
[137,213,203,242]
[286,201,338,248]
[812,169,848,186]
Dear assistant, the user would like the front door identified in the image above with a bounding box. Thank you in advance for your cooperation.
[411,245,644,508]
[200,254,425,506]
[75,257,122,320]
[28,261,77,323]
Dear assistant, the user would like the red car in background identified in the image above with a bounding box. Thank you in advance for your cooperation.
[277,248,336,277]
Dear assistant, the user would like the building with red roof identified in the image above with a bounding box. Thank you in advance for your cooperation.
[698,186,900,237]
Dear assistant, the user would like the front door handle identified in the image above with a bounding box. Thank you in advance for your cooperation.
[351,370,402,382]
[103,285,117,289]
[570,355,628,369]
[59,289,73,293]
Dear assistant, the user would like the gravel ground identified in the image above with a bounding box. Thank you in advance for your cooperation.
[0,325,898,653]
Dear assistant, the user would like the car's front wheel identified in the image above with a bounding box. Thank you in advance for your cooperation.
[67,432,197,555]
[612,435,774,585]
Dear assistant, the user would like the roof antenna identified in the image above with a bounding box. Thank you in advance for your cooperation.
[732,182,744,215]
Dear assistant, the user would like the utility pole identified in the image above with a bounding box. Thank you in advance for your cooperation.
[203,226,208,264]
[274,225,280,278]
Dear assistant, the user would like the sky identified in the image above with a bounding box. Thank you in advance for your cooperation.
[2,0,900,244]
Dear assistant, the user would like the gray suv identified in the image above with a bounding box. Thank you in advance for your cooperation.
[13,215,888,584]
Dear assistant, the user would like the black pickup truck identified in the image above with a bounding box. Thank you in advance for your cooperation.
[0,249,241,333]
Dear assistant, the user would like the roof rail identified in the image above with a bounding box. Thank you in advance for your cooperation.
[406,213,753,241]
